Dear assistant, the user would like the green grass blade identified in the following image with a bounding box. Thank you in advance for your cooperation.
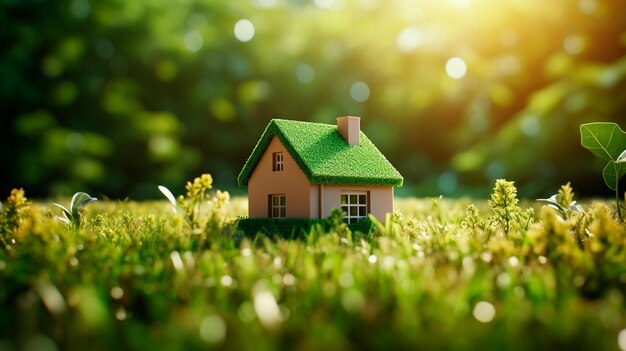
[158,185,178,213]
[51,203,72,221]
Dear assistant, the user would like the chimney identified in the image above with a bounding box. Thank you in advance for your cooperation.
[337,116,361,146]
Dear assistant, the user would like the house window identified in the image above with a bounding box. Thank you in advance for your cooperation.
[340,192,368,224]
[269,194,286,218]
[273,152,284,172]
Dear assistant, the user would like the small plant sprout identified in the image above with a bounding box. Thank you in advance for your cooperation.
[537,182,583,220]
[580,122,626,218]
[158,174,230,236]
[158,185,178,213]
[52,192,97,228]
[488,179,533,234]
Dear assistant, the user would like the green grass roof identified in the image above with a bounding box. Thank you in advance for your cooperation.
[238,119,403,187]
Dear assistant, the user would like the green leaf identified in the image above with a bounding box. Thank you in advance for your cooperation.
[158,185,177,213]
[70,192,97,219]
[602,162,626,190]
[580,122,626,162]
[52,203,72,221]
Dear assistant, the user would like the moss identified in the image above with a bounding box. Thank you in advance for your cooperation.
[237,119,403,187]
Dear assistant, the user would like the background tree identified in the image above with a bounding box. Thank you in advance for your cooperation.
[2,0,625,198]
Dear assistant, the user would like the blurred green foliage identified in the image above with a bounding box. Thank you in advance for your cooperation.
[2,184,626,350]
[2,0,626,198]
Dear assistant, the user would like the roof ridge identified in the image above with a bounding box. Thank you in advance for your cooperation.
[237,119,403,187]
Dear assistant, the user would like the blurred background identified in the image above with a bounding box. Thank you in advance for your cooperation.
[2,0,626,199]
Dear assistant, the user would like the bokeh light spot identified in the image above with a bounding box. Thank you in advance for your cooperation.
[451,0,472,8]
[187,13,207,31]
[350,81,370,102]
[209,98,236,123]
[234,19,255,42]
[255,0,278,7]
[520,115,541,137]
[498,55,521,76]
[115,307,127,321]
[24,334,58,351]
[53,81,78,106]
[96,39,115,60]
[155,60,178,81]
[42,56,64,78]
[579,0,598,14]
[438,171,458,194]
[469,113,488,132]
[149,136,177,160]
[199,315,227,344]
[253,281,282,329]
[446,57,467,79]
[70,0,90,19]
[221,275,233,287]
[66,132,85,151]
[184,31,203,52]
[314,0,336,9]
[238,301,256,322]
[397,26,424,53]
[564,35,585,55]
[341,289,364,312]
[110,286,124,300]
[485,162,505,181]
[619,329,626,351]
[296,64,315,84]
[499,30,519,48]
[473,301,496,323]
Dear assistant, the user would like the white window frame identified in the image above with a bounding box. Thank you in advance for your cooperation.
[340,192,368,224]
[272,152,284,172]
[269,194,286,218]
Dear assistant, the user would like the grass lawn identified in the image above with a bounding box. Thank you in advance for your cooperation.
[1,182,625,351]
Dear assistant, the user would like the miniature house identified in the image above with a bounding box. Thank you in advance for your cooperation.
[237,117,403,224]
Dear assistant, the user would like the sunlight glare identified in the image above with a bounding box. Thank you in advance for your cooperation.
[234,19,255,42]
[445,57,467,79]
[451,0,472,8]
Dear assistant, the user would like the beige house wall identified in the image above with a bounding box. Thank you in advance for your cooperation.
[316,184,394,223]
[248,136,311,218]
[248,136,394,223]
[309,185,320,218]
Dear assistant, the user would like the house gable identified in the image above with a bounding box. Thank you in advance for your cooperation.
[248,136,312,218]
